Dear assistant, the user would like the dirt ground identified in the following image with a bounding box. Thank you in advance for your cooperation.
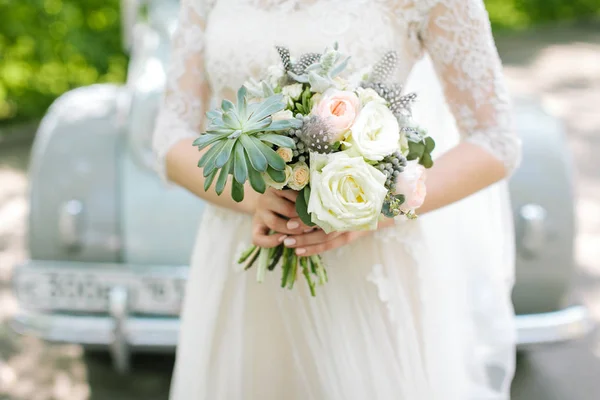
[1,23,600,400]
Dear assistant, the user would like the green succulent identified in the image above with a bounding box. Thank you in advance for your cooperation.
[286,43,351,93]
[193,86,302,202]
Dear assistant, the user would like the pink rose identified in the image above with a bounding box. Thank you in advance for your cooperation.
[312,89,360,141]
[394,161,427,212]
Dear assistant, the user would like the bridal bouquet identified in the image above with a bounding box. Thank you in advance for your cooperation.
[193,43,435,295]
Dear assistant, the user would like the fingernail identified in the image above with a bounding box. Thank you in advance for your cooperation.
[296,248,306,255]
[278,235,288,243]
[304,228,313,233]
[284,238,296,247]
[287,220,300,229]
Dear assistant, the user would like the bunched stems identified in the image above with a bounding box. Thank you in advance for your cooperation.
[239,242,328,296]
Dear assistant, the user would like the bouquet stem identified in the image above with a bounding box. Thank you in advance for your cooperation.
[240,243,327,296]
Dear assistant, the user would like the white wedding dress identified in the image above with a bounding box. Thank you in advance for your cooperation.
[152,0,522,399]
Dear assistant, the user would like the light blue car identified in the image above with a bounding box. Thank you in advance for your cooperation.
[10,0,592,372]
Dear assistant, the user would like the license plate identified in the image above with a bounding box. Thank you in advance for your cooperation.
[15,267,186,316]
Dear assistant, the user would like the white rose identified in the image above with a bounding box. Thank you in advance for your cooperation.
[263,165,293,190]
[356,87,387,106]
[282,83,303,106]
[308,152,388,233]
[271,109,294,121]
[345,102,400,161]
[288,162,310,191]
[267,65,285,88]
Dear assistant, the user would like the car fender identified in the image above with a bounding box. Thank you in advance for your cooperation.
[510,97,576,314]
[27,84,128,263]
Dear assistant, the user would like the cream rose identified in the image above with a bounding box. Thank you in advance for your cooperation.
[312,89,360,141]
[276,147,293,163]
[345,101,400,161]
[394,161,427,212]
[288,162,310,191]
[263,165,293,190]
[271,109,294,121]
[308,152,388,233]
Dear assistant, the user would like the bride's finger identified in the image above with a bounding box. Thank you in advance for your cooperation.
[283,229,342,248]
[252,222,286,248]
[275,189,299,203]
[262,210,304,235]
[266,195,298,219]
[294,233,351,257]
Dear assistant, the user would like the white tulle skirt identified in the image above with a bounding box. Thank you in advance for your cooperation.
[169,56,517,400]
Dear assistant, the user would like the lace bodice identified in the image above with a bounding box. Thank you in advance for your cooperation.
[152,0,521,179]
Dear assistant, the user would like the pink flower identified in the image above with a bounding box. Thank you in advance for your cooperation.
[394,161,427,212]
[312,89,360,141]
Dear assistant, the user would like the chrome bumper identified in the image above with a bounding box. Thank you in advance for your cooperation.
[12,304,593,373]
[515,305,593,348]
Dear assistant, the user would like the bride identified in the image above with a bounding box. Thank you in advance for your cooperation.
[152,0,521,398]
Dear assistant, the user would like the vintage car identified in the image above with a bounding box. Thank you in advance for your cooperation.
[10,0,593,373]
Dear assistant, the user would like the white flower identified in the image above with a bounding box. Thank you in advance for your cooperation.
[345,102,400,161]
[308,152,388,233]
[266,65,285,88]
[288,162,310,191]
[282,83,303,106]
[263,165,293,190]
[399,132,409,156]
[271,109,294,121]
[347,66,372,88]
[356,87,387,106]
[276,147,293,163]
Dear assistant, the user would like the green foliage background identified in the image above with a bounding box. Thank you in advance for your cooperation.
[0,0,599,126]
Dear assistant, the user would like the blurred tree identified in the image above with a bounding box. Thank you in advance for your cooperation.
[0,0,127,124]
[0,0,599,126]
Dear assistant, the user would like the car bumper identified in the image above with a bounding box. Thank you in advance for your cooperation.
[12,305,593,366]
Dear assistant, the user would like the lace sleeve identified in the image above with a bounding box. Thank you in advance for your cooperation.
[152,0,213,180]
[420,0,521,173]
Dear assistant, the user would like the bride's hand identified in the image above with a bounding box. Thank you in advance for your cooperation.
[252,188,313,248]
[283,229,369,257]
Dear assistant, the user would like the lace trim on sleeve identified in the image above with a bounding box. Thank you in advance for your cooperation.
[151,0,213,180]
[420,0,521,173]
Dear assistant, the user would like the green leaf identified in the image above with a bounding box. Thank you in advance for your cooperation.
[233,142,248,184]
[247,95,286,124]
[267,166,286,183]
[215,138,237,168]
[215,156,233,196]
[394,194,405,204]
[199,139,227,169]
[240,134,268,172]
[258,134,296,149]
[296,187,316,227]
[236,86,248,118]
[296,103,305,114]
[424,136,436,152]
[381,201,394,218]
[407,141,425,161]
[221,99,235,111]
[261,118,303,132]
[206,110,221,121]
[222,110,241,129]
[204,169,218,192]
[247,164,267,194]
[193,132,230,151]
[231,178,245,202]
[420,153,434,169]
[253,138,286,171]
